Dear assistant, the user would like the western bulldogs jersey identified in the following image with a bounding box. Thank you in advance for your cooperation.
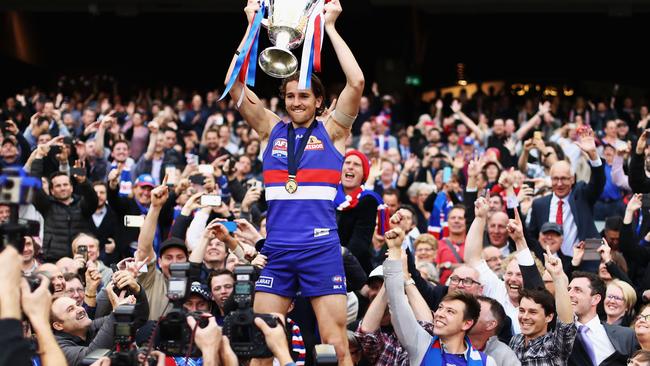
[262,120,343,250]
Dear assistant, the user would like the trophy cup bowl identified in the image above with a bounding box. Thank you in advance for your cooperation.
[258,0,318,78]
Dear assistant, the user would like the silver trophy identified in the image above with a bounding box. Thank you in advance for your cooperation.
[258,0,319,78]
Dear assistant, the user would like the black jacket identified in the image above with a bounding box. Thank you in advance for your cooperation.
[0,319,32,366]
[31,159,98,262]
[337,195,379,274]
[89,205,120,265]
[55,314,115,366]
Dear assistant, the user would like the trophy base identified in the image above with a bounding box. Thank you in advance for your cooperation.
[259,46,299,79]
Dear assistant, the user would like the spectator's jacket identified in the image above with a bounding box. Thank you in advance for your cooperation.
[31,159,98,262]
[527,161,605,256]
[55,314,115,366]
[629,151,650,193]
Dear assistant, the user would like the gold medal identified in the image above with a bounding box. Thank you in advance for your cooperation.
[285,178,298,194]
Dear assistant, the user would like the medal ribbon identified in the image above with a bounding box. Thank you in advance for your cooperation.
[287,120,318,182]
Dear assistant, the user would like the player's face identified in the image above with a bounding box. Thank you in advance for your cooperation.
[284,81,322,126]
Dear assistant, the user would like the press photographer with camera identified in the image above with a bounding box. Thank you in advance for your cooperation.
[52,272,148,366]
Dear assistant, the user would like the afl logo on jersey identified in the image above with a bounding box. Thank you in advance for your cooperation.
[305,135,324,151]
[271,138,288,158]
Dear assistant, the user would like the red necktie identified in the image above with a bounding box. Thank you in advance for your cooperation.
[556,200,564,225]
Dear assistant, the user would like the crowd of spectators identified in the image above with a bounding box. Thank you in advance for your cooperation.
[2,72,650,366]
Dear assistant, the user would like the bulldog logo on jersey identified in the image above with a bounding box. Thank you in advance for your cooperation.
[305,135,324,151]
[271,138,288,158]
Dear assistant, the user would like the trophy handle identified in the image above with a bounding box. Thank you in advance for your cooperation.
[258,46,298,78]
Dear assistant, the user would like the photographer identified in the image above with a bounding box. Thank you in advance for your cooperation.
[52,275,147,366]
[31,146,99,262]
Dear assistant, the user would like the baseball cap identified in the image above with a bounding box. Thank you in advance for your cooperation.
[368,265,384,281]
[135,174,155,188]
[463,136,475,146]
[189,281,212,301]
[541,222,563,235]
[2,135,17,146]
[159,237,189,257]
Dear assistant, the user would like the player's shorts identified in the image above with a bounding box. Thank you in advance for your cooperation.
[255,244,347,298]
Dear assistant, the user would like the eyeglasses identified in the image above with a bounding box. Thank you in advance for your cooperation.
[449,275,480,286]
[606,295,624,302]
[636,314,650,323]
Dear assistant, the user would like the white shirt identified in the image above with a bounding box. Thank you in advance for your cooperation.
[550,194,578,257]
[92,206,107,228]
[576,315,616,365]
[476,260,521,334]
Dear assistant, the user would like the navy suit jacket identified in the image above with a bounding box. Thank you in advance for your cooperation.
[568,322,639,366]
[527,162,605,255]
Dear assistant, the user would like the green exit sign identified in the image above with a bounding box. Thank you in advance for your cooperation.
[405,75,421,86]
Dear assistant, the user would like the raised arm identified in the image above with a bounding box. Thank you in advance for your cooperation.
[464,196,489,266]
[323,0,365,149]
[225,0,280,141]
[514,102,549,141]
[451,100,484,141]
[359,285,388,333]
[135,183,168,263]
[543,246,572,323]
[384,227,433,365]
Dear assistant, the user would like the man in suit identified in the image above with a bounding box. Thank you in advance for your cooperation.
[527,128,605,258]
[89,182,119,265]
[568,271,639,366]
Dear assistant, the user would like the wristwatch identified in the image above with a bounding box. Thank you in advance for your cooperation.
[404,278,415,287]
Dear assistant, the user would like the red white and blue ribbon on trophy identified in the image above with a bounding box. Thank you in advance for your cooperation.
[298,0,325,90]
[220,0,326,104]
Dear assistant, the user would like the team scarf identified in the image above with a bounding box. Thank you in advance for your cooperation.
[427,191,453,239]
[334,184,390,235]
[421,336,486,366]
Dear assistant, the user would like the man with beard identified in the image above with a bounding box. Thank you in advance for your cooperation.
[199,127,229,164]
[52,274,147,366]
[31,169,98,262]
[226,1,364,363]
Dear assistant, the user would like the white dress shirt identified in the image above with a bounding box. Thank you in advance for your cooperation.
[549,194,578,257]
[576,315,616,365]
[92,206,107,228]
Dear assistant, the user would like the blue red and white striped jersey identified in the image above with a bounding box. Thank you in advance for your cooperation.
[262,120,343,250]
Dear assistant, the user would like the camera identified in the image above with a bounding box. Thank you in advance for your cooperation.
[158,263,207,357]
[223,265,280,358]
[0,168,41,253]
[81,305,139,366]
